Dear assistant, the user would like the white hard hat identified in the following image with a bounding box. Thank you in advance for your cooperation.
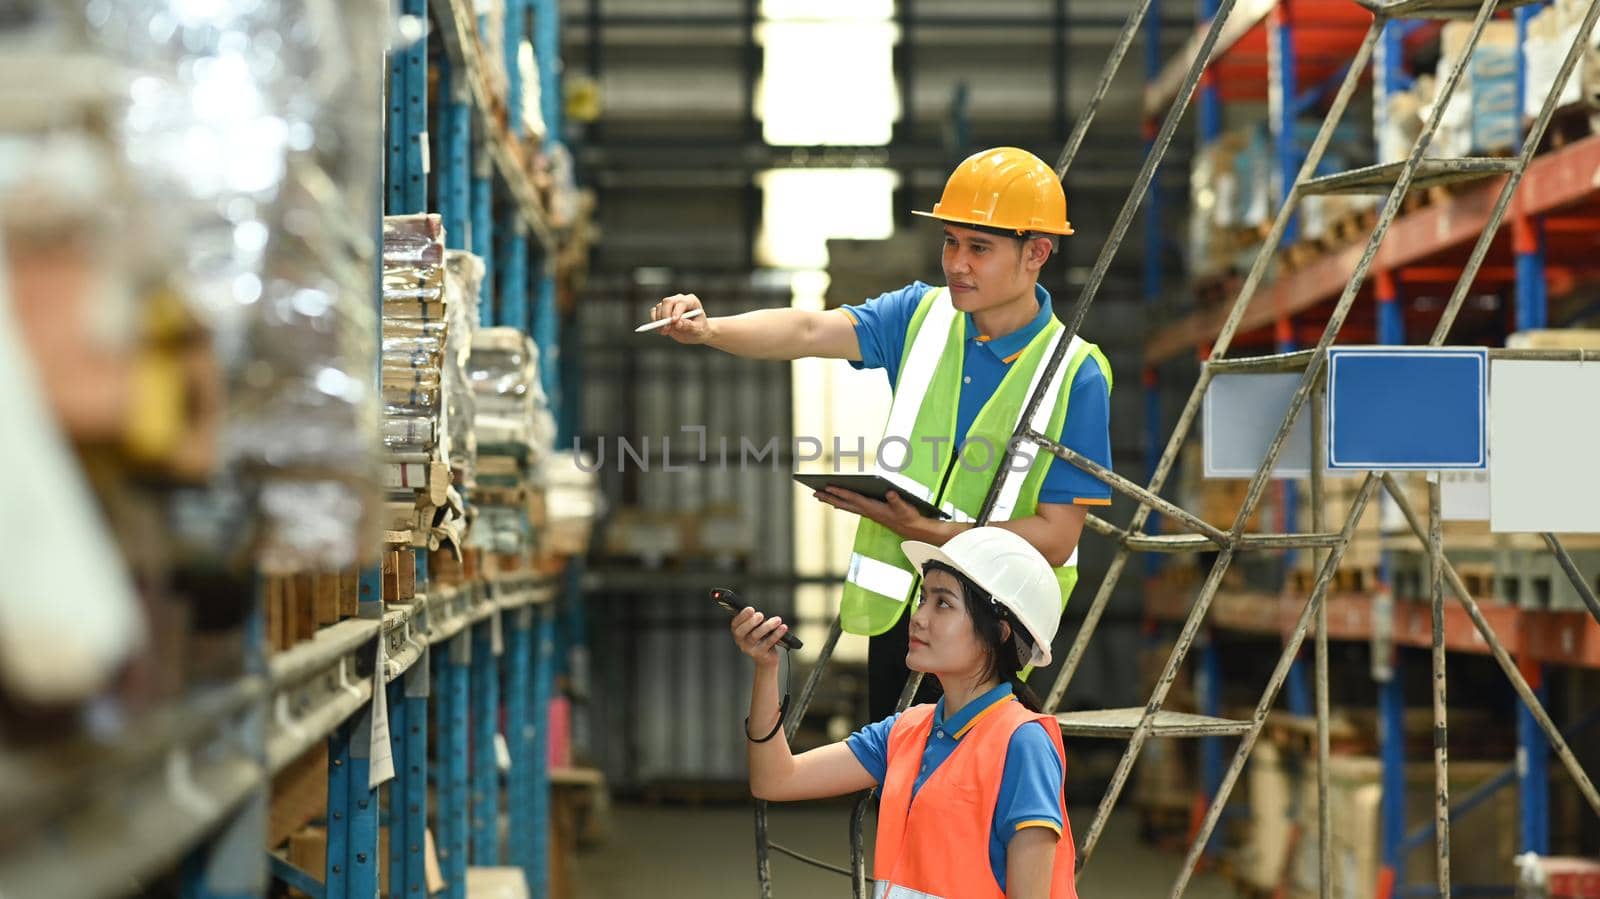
[901,527,1061,667]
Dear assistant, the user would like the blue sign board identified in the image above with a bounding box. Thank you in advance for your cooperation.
[1326,347,1487,470]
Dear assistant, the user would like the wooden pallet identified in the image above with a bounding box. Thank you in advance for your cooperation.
[1281,240,1323,271]
[1288,564,1380,596]
[381,544,419,603]
[429,545,465,587]
[266,570,359,653]
[1328,206,1376,246]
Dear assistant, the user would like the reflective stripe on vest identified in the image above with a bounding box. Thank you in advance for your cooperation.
[873,884,946,899]
[873,701,1079,898]
[848,551,917,601]
[880,293,958,458]
[839,285,1111,637]
[991,332,1083,521]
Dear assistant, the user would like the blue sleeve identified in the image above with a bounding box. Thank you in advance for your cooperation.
[839,282,932,388]
[994,721,1066,838]
[1038,355,1113,505]
[844,713,900,785]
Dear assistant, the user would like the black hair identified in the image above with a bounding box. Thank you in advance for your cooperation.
[922,561,1044,712]
[944,222,1059,257]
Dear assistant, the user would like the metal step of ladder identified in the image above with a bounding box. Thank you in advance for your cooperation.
[1300,157,1520,196]
[1056,709,1252,739]
[1123,532,1345,552]
[1358,0,1542,18]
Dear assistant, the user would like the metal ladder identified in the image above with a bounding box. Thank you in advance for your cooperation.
[756,0,1600,895]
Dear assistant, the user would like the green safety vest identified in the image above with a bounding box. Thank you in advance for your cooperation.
[840,286,1113,637]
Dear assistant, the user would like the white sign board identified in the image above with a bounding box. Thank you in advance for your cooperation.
[1489,360,1600,533]
[1203,373,1314,478]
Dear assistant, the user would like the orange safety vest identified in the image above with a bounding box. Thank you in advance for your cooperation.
[874,701,1078,899]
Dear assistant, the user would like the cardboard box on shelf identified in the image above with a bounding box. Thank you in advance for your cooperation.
[286,825,392,896]
[1281,755,1518,899]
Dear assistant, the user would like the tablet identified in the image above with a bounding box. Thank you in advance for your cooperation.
[793,473,949,520]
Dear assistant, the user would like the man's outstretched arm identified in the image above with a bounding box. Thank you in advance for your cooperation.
[651,293,862,361]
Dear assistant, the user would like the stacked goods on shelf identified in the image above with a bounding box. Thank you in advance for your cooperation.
[1288,122,1377,264]
[1378,72,1428,165]
[1412,23,1518,158]
[381,214,447,466]
[380,213,473,600]
[3,0,387,721]
[1236,743,1517,895]
[467,327,556,575]
[1190,120,1373,276]
[426,250,486,588]
[84,0,387,584]
[0,45,183,708]
[89,0,385,652]
[444,251,485,492]
[1464,23,1519,155]
[543,451,601,558]
[1277,755,1517,898]
[1188,127,1267,280]
[1523,0,1600,127]
[1375,17,1599,164]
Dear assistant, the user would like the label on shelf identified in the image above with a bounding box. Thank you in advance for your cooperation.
[369,639,396,789]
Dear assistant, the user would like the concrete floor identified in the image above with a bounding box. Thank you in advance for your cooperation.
[575,801,1236,898]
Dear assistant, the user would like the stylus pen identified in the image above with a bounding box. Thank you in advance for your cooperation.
[635,308,704,333]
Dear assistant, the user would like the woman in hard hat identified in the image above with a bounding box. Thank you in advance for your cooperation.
[656,147,1113,726]
[731,526,1077,899]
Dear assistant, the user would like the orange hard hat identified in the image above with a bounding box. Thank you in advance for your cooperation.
[913,147,1073,236]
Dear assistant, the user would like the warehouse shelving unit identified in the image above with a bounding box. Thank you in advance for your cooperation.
[0,1,581,897]
[1135,1,1600,893]
[1146,131,1600,362]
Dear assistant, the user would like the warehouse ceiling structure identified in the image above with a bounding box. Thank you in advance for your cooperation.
[561,0,1198,285]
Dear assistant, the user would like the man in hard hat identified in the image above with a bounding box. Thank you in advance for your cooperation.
[651,147,1112,721]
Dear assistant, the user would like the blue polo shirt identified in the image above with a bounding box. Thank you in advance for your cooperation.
[841,281,1112,506]
[846,682,1065,893]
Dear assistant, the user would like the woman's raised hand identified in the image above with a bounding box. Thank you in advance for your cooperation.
[730,607,789,669]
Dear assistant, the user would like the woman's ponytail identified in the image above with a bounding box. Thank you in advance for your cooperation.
[1008,670,1044,713]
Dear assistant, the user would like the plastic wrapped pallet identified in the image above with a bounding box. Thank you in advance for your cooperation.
[382,214,448,459]
[1469,25,1519,154]
[1379,82,1427,164]
[1523,0,1600,118]
[543,451,601,556]
[467,327,549,556]
[84,0,388,573]
[1233,123,1273,229]
[1428,22,1517,158]
[1188,132,1245,277]
[469,327,544,454]
[444,251,484,488]
[1524,4,1585,116]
